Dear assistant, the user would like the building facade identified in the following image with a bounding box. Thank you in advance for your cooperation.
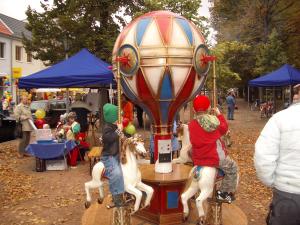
[0,13,45,102]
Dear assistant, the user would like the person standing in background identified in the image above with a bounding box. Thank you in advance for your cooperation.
[14,95,33,158]
[135,104,144,128]
[292,84,300,104]
[121,94,134,122]
[226,90,236,120]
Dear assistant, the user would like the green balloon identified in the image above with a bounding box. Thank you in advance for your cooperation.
[124,124,136,135]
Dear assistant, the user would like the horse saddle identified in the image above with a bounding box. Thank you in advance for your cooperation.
[101,168,109,180]
[192,166,225,181]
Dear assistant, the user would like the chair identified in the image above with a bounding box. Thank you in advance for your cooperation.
[88,146,103,175]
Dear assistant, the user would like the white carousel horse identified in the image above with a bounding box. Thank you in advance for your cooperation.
[172,123,192,164]
[181,166,219,224]
[84,135,154,213]
[173,123,221,224]
[177,123,237,224]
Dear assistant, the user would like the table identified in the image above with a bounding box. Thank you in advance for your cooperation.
[26,140,77,171]
[26,140,76,159]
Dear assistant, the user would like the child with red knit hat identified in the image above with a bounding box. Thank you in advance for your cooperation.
[189,95,238,203]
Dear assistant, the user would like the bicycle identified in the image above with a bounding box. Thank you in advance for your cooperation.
[250,99,260,111]
[260,101,273,118]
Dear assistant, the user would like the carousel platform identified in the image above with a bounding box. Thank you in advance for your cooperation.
[82,195,248,225]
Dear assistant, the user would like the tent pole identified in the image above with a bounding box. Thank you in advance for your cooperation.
[265,88,267,102]
[290,85,292,104]
[99,88,104,133]
[66,88,70,113]
[248,86,250,108]
[273,87,276,113]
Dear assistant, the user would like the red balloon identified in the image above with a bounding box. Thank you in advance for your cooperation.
[122,118,130,128]
[35,119,45,129]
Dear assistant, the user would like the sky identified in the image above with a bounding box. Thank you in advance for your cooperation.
[0,0,53,20]
[0,0,215,44]
[0,0,212,20]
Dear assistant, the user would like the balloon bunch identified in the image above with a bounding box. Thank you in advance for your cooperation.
[122,118,136,136]
[3,76,10,86]
[3,90,12,103]
[34,109,46,129]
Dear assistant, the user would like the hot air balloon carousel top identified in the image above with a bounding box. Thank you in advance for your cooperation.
[113,10,210,173]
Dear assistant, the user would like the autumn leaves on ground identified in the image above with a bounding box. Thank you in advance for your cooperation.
[0,99,271,225]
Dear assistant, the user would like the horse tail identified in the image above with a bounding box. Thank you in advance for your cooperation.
[183,166,196,192]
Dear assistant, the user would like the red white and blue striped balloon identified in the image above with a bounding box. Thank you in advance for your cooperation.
[113,11,210,134]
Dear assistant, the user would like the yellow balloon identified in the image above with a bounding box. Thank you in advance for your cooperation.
[35,109,46,119]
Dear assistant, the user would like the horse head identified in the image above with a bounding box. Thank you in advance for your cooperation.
[131,134,147,157]
[121,134,146,164]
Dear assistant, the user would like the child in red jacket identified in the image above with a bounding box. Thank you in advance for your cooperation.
[189,95,238,203]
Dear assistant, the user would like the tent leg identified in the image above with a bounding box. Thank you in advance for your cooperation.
[273,87,276,113]
[66,88,70,113]
[99,88,103,134]
[248,86,250,108]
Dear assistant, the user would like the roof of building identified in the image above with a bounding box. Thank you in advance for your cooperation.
[0,19,13,36]
[0,13,31,39]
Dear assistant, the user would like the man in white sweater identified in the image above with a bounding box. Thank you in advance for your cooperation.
[254,84,300,225]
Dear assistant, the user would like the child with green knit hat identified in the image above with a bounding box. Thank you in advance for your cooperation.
[101,103,125,207]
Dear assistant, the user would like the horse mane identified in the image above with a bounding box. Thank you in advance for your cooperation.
[120,135,144,164]
[120,138,135,164]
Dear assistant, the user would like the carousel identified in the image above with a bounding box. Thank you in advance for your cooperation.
[82,11,247,225]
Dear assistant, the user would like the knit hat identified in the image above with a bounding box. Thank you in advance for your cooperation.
[193,95,210,112]
[103,103,118,124]
[67,112,77,119]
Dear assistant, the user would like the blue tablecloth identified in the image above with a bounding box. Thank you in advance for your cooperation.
[26,140,77,159]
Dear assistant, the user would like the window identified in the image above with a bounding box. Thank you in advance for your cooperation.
[27,52,32,62]
[0,42,4,58]
[15,46,22,61]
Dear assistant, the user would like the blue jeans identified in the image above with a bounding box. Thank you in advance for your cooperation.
[227,106,234,120]
[101,155,124,195]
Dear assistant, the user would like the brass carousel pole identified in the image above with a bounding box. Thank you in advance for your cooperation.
[212,60,217,108]
[206,56,223,225]
[117,60,122,124]
[112,58,131,225]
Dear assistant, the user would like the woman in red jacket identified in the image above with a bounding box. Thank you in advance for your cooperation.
[189,95,238,203]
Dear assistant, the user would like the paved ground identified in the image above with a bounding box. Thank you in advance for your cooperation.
[0,99,272,225]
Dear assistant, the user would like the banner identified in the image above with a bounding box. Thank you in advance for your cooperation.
[12,67,22,78]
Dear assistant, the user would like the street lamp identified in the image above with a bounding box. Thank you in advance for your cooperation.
[63,35,70,112]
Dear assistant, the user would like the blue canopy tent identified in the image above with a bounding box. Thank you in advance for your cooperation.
[18,49,115,125]
[248,64,300,108]
[248,64,300,87]
[19,48,115,88]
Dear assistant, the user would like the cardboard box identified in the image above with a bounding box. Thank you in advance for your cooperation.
[46,159,67,171]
